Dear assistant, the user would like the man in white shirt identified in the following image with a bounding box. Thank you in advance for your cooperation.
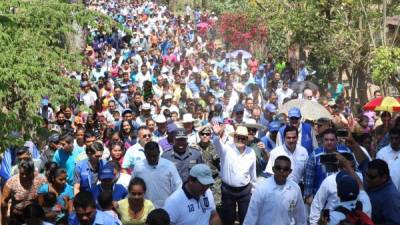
[134,141,182,208]
[265,126,308,184]
[80,81,98,107]
[376,127,400,190]
[136,64,152,89]
[275,81,293,107]
[164,164,222,225]
[212,124,257,225]
[243,155,307,225]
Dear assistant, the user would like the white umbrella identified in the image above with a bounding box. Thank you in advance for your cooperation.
[279,99,333,120]
[227,50,252,59]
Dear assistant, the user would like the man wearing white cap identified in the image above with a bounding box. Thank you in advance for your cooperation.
[164,164,222,225]
[212,124,257,225]
[153,114,167,142]
[160,93,179,117]
[136,103,153,126]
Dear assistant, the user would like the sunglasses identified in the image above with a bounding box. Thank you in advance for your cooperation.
[248,128,257,133]
[235,135,248,141]
[235,112,244,115]
[142,134,152,138]
[366,173,379,180]
[273,165,291,172]
[200,133,211,136]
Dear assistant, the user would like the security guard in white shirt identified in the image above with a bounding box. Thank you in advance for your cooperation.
[265,126,308,184]
[376,127,400,190]
[164,164,222,225]
[212,123,257,225]
[243,155,307,225]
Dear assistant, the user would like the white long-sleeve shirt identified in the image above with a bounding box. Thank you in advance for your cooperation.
[243,177,307,225]
[265,144,308,184]
[309,172,371,225]
[212,135,257,188]
[133,158,182,208]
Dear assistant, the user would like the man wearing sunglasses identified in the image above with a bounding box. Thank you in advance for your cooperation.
[276,107,318,155]
[212,124,257,225]
[122,126,153,174]
[365,159,400,224]
[243,155,306,225]
[192,126,221,205]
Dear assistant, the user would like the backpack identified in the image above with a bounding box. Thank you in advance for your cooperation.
[334,202,374,225]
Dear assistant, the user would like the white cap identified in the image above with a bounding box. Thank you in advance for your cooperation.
[164,93,173,100]
[141,103,151,110]
[155,114,167,123]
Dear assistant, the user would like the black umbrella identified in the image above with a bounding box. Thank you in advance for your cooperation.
[289,81,319,93]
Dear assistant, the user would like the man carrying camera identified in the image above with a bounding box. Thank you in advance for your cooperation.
[304,128,367,206]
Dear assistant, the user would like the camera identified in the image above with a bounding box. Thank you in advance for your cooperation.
[336,129,349,138]
[320,153,338,164]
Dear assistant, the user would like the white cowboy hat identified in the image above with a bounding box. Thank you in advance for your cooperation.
[182,113,197,123]
[229,125,249,137]
[237,119,266,130]
[155,114,167,123]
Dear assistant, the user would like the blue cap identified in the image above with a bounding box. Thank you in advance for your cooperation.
[99,164,115,180]
[211,116,223,124]
[268,121,281,132]
[258,65,264,71]
[233,104,245,113]
[189,164,215,185]
[288,107,301,118]
[264,103,277,113]
[167,123,178,134]
[336,171,359,202]
[210,76,219,81]
[122,108,133,116]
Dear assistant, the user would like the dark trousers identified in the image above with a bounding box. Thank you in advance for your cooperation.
[220,182,252,225]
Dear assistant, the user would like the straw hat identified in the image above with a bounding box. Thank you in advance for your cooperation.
[229,126,248,137]
[238,119,266,130]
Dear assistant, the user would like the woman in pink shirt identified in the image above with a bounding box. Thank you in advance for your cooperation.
[248,56,258,75]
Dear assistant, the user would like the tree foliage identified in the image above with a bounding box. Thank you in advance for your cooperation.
[218,12,268,51]
[209,0,400,99]
[0,0,116,151]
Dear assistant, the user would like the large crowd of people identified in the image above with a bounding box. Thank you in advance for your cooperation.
[1,1,400,225]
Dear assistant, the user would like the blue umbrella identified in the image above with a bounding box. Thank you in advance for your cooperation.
[227,50,252,59]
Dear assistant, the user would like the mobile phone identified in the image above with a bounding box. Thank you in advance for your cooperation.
[320,153,338,164]
[336,129,349,138]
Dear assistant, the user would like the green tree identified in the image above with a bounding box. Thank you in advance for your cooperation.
[0,0,115,151]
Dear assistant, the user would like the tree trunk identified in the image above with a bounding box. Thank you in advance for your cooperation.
[355,66,368,105]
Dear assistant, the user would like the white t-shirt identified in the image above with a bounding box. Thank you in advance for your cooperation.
[81,90,98,107]
[164,187,215,225]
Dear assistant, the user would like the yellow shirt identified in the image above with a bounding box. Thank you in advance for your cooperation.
[117,199,155,225]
